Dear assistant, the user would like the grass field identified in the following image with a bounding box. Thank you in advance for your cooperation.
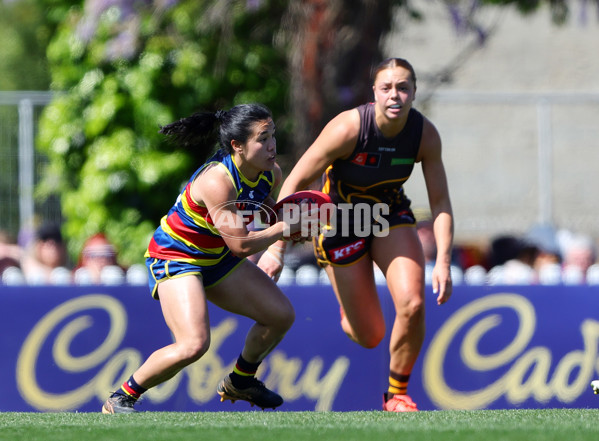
[1,409,599,441]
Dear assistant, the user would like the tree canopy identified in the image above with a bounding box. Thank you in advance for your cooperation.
[36,0,290,264]
[4,0,590,265]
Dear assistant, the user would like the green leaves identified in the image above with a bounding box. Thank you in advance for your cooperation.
[37,0,289,266]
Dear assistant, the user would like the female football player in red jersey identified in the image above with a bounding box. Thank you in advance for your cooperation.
[102,103,307,413]
[259,58,454,412]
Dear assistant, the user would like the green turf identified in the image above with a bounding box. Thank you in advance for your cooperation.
[1,409,598,441]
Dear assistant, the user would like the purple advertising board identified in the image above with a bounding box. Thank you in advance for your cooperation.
[1,285,598,412]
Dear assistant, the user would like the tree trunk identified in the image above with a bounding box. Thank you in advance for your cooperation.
[283,0,393,161]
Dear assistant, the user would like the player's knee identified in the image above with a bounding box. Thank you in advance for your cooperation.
[178,337,210,364]
[355,323,385,349]
[398,295,425,329]
[356,337,383,349]
[340,313,385,348]
[263,299,295,335]
[275,302,295,334]
[360,329,385,349]
[407,296,425,321]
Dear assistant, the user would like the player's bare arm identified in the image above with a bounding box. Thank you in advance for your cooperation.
[194,165,286,257]
[277,109,361,200]
[419,117,454,305]
[260,110,360,275]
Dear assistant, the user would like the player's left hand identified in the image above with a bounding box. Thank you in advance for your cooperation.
[432,264,453,305]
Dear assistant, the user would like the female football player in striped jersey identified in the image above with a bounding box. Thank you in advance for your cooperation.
[102,103,305,413]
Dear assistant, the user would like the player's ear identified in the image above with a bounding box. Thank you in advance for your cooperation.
[231,139,243,154]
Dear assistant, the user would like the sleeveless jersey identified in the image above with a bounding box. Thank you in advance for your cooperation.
[146,150,274,265]
[322,103,423,208]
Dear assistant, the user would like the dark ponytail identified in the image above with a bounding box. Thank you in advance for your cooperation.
[159,103,272,162]
[159,112,219,152]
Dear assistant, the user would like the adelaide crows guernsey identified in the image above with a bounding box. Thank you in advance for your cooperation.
[322,103,423,209]
[146,150,274,266]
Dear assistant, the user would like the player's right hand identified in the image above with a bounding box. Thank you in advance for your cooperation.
[257,246,284,281]
[282,205,321,242]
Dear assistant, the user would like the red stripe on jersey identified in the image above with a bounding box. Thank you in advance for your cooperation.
[183,185,214,224]
[166,212,225,248]
[147,237,194,260]
[194,204,213,224]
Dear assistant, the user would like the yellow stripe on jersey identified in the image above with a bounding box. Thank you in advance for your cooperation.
[336,176,409,204]
[171,254,228,267]
[322,165,333,195]
[159,215,225,255]
[180,193,221,236]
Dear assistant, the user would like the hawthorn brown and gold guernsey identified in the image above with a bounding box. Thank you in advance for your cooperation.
[322,103,423,208]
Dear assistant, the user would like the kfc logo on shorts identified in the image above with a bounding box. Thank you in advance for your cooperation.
[330,239,366,262]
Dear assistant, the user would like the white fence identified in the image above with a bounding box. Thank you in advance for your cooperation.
[0,91,55,239]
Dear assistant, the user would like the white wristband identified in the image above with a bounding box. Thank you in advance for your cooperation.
[269,244,285,253]
[264,249,284,267]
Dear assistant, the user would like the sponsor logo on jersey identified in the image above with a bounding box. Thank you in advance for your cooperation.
[351,152,381,168]
[391,157,415,166]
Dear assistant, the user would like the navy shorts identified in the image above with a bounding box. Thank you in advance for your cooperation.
[146,252,244,299]
[313,206,416,267]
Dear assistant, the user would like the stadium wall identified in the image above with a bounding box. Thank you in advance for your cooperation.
[1,285,598,412]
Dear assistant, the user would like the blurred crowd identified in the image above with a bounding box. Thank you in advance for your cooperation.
[273,220,599,287]
[1,221,598,287]
[435,222,599,287]
[0,223,147,286]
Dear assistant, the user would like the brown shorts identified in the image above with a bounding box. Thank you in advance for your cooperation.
[313,205,416,267]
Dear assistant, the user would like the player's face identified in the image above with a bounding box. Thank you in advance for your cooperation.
[237,118,277,176]
[372,66,416,120]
